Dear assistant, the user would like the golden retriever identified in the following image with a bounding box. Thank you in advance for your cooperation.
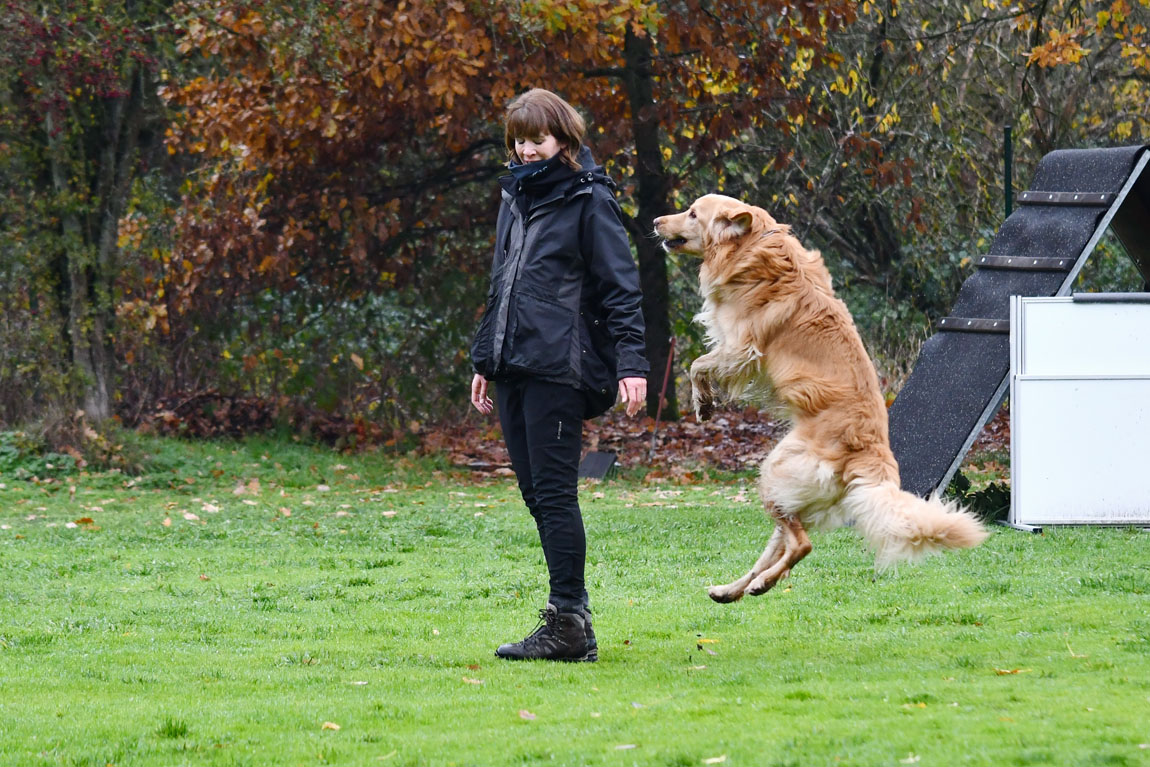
[654,194,987,602]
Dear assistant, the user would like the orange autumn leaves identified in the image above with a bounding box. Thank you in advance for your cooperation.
[157,0,856,316]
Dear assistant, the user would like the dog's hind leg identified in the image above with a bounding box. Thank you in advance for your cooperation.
[707,524,786,603]
[745,515,812,595]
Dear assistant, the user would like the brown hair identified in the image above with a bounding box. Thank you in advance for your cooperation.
[504,88,586,171]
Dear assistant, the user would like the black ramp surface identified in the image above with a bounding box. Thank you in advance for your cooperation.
[889,144,1150,498]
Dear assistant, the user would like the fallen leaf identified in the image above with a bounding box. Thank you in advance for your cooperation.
[467,664,481,671]
[202,503,220,513]
[615,744,637,750]
[321,721,340,730]
[184,512,200,521]
[462,677,483,685]
[382,511,397,518]
[199,574,210,581]
[518,710,536,721]
[703,756,727,765]
[317,484,331,492]
[74,517,94,525]
[697,638,719,644]
[993,668,1031,675]
[899,754,920,764]
[162,517,172,527]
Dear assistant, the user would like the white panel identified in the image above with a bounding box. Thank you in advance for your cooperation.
[1011,296,1150,525]
[1019,299,1150,376]
[1012,378,1150,524]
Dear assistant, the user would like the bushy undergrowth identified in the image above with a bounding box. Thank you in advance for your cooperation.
[0,430,78,478]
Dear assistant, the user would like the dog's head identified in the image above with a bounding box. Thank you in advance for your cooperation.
[653,194,774,258]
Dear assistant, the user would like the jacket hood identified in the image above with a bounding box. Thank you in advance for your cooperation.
[502,145,603,199]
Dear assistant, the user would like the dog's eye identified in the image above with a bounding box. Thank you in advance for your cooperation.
[688,210,696,219]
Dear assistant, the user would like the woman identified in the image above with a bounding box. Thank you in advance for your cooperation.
[470,89,648,662]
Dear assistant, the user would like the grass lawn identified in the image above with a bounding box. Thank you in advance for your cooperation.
[1,435,1148,766]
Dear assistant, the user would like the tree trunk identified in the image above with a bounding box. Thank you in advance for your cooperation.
[46,65,148,423]
[622,28,678,420]
[46,109,112,421]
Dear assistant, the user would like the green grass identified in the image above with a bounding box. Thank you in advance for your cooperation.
[1,436,1149,766]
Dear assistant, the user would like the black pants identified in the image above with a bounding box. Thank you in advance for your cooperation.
[497,377,588,613]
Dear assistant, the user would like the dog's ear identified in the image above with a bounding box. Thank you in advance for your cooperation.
[711,210,754,242]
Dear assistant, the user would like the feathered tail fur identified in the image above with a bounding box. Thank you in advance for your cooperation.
[843,481,988,570]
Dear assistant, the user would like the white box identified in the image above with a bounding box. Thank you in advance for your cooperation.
[1009,295,1150,526]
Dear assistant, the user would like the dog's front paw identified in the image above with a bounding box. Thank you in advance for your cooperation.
[691,382,715,422]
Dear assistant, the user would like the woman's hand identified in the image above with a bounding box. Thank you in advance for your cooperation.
[618,376,647,417]
[471,374,494,415]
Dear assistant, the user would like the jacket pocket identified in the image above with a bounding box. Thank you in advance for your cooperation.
[578,313,616,418]
[505,291,575,376]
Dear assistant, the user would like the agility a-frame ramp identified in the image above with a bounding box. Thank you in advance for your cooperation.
[889,144,1150,498]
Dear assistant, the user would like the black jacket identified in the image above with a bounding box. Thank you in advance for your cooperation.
[471,146,648,418]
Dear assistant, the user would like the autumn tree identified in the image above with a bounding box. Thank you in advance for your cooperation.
[161,0,858,420]
[712,0,1150,381]
[0,0,173,423]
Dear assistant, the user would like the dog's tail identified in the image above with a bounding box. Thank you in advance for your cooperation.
[843,480,988,569]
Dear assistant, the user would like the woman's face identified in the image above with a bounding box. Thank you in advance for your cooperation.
[514,133,564,164]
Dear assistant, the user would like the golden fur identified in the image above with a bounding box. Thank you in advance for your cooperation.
[654,194,987,602]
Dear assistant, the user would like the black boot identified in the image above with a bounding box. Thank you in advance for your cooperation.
[495,605,596,662]
[581,605,598,660]
[517,602,598,660]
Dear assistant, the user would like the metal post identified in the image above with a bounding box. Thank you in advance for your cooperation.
[1004,124,1013,219]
